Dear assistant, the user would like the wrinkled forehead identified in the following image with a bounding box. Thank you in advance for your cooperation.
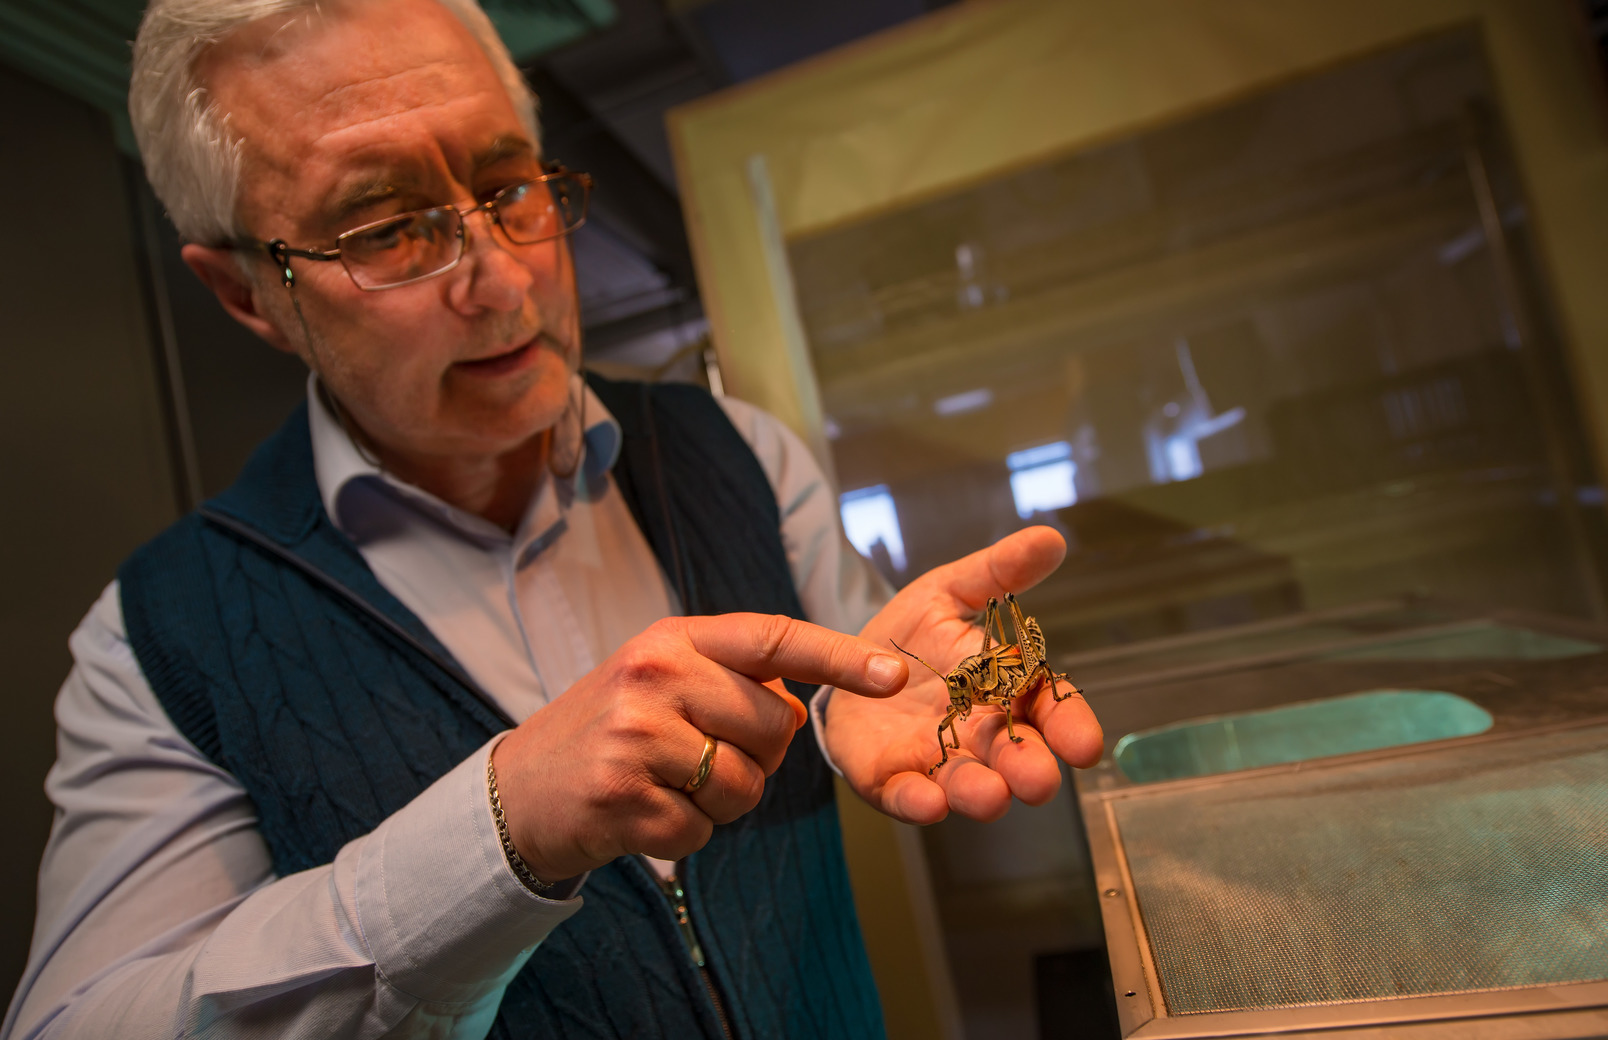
[198,0,530,193]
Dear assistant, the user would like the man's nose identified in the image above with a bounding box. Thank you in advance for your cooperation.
[447,208,536,314]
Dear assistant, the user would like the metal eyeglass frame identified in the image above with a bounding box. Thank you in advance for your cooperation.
[231,162,593,291]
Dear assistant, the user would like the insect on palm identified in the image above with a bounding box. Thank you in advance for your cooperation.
[892,593,1081,775]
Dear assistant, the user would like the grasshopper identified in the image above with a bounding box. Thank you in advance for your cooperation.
[892,593,1081,775]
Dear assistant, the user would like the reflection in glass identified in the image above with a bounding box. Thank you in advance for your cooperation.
[789,28,1608,656]
[1008,442,1078,518]
[839,484,907,577]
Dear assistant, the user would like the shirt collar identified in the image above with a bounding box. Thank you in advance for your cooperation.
[307,372,623,543]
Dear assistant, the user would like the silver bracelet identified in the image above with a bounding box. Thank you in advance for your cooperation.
[487,752,555,895]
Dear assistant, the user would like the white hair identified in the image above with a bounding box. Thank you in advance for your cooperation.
[129,0,539,245]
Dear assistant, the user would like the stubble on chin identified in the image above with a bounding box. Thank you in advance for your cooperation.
[441,340,575,442]
[262,271,582,456]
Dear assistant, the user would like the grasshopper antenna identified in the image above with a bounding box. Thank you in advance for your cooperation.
[889,639,946,680]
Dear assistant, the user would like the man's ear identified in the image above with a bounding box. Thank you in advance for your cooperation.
[181,243,297,355]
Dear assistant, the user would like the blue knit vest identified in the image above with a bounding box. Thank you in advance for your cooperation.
[118,374,884,1040]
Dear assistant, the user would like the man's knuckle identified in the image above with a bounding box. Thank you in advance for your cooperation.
[752,614,794,661]
[605,699,662,744]
[637,810,684,846]
[613,643,672,686]
[643,616,682,641]
[765,698,799,736]
[656,817,712,858]
[732,766,765,809]
[754,741,789,776]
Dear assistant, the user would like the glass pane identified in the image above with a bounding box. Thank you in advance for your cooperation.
[790,28,1608,659]
[1316,622,1603,662]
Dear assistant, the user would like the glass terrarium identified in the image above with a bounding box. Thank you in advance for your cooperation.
[789,28,1607,659]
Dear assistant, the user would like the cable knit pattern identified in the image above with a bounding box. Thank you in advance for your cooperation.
[118,374,884,1040]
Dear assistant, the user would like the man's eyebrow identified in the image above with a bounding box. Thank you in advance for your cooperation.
[474,135,539,170]
[318,139,535,227]
[325,176,402,224]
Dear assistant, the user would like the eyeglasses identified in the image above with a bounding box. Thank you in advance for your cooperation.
[234,164,592,291]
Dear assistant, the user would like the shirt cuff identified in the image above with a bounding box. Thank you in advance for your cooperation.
[809,685,845,777]
[353,736,584,1005]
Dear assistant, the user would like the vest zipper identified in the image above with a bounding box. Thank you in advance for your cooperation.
[657,870,733,1040]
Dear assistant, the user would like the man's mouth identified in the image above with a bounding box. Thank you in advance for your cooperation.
[454,337,541,376]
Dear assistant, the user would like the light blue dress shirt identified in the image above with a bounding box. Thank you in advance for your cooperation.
[3,378,889,1040]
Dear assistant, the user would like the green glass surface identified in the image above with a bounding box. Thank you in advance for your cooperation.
[1317,623,1601,662]
[1114,689,1493,783]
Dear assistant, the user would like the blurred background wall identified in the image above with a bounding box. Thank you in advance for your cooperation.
[0,57,180,1020]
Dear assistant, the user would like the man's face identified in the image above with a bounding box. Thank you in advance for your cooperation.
[200,0,578,461]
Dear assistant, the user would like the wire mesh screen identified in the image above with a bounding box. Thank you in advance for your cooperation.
[1112,725,1608,1014]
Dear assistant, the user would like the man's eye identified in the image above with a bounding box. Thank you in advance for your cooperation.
[347,212,440,253]
[348,219,408,252]
[490,181,535,204]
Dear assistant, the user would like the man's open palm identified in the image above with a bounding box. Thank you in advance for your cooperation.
[826,526,1104,824]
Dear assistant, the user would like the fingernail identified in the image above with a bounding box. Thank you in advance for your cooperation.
[867,654,904,690]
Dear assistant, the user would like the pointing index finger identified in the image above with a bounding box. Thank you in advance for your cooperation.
[680,614,908,700]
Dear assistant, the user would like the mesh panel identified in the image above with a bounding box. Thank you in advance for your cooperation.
[1113,725,1608,1014]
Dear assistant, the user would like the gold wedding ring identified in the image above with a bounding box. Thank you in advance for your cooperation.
[682,734,718,794]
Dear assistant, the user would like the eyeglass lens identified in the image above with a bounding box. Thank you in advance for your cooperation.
[338,175,586,290]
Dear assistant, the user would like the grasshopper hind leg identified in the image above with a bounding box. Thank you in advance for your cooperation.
[1048,670,1082,703]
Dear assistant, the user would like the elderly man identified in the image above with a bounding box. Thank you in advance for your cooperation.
[3,0,1102,1037]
